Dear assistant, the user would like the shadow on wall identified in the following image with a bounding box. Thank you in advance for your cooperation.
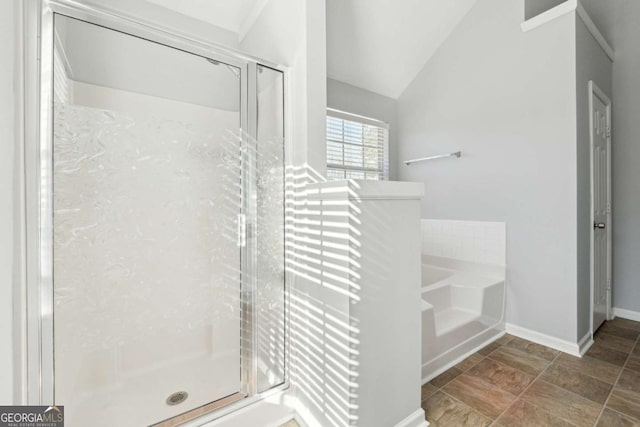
[281,164,412,427]
[283,164,362,426]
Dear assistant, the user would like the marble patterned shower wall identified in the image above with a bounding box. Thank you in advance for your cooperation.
[53,95,243,426]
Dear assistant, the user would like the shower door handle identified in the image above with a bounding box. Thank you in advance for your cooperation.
[237,214,247,247]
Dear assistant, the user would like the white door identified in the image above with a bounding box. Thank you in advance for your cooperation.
[590,81,612,334]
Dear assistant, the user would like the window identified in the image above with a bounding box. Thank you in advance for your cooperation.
[326,109,389,180]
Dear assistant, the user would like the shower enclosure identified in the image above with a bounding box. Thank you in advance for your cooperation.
[25,2,287,426]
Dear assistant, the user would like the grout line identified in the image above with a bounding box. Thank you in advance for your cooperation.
[488,349,562,426]
[425,325,640,426]
[433,335,560,425]
[592,330,640,426]
[593,330,638,355]
[494,332,638,425]
[429,354,488,390]
[438,388,494,422]
[486,341,553,368]
[426,340,508,422]
[457,354,488,373]
[603,406,640,424]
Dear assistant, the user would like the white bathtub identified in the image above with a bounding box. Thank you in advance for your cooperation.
[421,263,505,382]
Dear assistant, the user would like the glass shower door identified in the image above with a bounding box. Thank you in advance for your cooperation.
[52,15,244,426]
[255,66,286,392]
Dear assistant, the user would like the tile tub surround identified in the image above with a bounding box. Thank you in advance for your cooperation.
[421,220,506,267]
[421,318,640,426]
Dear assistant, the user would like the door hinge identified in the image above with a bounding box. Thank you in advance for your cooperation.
[237,213,247,247]
[607,203,611,213]
[606,127,611,138]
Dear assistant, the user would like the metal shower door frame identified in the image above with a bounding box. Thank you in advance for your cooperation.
[22,0,289,422]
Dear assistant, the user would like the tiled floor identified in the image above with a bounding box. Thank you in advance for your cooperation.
[422,318,640,426]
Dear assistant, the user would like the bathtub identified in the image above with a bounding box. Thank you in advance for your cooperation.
[421,263,505,382]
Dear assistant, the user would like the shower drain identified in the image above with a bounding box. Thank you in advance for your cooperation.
[166,391,189,406]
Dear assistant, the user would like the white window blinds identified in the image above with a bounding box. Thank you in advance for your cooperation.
[326,109,389,181]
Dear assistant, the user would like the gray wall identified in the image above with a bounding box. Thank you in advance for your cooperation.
[397,0,581,342]
[575,16,612,339]
[525,0,566,20]
[580,0,640,314]
[327,78,398,179]
[0,0,18,405]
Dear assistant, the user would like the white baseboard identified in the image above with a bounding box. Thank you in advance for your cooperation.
[395,409,429,427]
[506,323,583,357]
[614,307,640,322]
[577,331,594,356]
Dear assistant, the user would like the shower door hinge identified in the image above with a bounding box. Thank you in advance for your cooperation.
[237,214,247,247]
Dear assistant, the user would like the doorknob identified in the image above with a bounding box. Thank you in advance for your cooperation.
[594,222,606,229]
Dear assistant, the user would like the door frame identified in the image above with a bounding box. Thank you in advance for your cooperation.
[588,80,612,337]
[20,0,291,422]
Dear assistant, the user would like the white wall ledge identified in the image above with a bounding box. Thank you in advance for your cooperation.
[307,179,424,201]
[521,0,615,62]
[521,0,577,33]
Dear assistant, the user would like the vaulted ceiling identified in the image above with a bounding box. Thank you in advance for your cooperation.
[326,0,479,98]
[84,0,478,100]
